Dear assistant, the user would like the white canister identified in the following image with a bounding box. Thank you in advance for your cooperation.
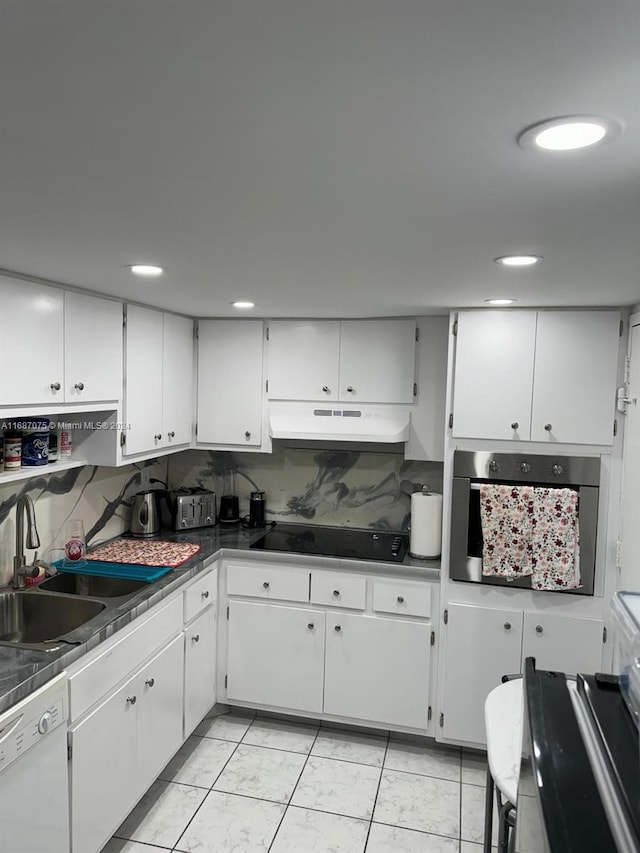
[409,487,443,559]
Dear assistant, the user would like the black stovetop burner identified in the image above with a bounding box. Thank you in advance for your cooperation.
[250,523,408,563]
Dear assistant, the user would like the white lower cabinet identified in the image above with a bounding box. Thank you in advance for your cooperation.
[324,612,431,729]
[184,606,217,737]
[440,602,604,745]
[69,634,184,853]
[227,600,326,713]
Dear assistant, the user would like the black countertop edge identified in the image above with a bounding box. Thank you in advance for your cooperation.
[0,524,440,714]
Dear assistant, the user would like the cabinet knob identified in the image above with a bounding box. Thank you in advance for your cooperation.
[544,423,553,432]
[397,595,405,603]
[201,590,210,600]
[536,624,543,634]
[127,695,137,705]
[50,381,61,391]
[145,678,155,688]
[154,433,162,441]
[192,634,200,643]
[334,625,342,632]
[332,589,340,597]
[346,386,354,393]
[74,382,85,391]
[244,431,251,439]
[504,621,511,631]
[322,385,330,393]
[511,422,519,430]
[263,581,270,589]
[307,622,315,630]
[167,431,175,439]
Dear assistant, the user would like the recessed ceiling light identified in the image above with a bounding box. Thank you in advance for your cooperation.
[485,298,516,306]
[232,301,255,309]
[128,264,164,277]
[518,115,622,151]
[495,255,541,267]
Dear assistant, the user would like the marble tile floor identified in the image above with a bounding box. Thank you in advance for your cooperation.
[101,712,500,853]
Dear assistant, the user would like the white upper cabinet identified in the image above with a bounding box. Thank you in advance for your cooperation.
[267,319,416,403]
[124,306,194,457]
[452,310,620,444]
[268,320,340,401]
[64,291,123,402]
[0,276,64,405]
[197,320,264,447]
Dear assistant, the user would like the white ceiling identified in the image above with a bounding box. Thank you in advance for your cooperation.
[1,0,639,318]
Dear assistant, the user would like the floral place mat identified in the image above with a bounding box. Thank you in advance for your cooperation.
[86,539,201,568]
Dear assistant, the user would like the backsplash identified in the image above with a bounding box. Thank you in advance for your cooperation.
[0,460,165,587]
[169,446,443,531]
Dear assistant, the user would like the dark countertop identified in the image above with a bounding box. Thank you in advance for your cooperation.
[0,524,440,714]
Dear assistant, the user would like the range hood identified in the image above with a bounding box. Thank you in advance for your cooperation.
[269,403,411,443]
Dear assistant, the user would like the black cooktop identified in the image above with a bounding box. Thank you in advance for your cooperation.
[250,523,409,563]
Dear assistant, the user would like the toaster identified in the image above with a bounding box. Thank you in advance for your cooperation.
[162,488,217,530]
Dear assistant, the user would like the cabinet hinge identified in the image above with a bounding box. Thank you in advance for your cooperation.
[614,419,618,437]
[448,413,453,429]
[123,313,127,327]
[120,431,126,447]
[443,609,448,625]
[67,743,72,761]
[603,626,608,644]
[616,539,623,571]
[225,675,228,688]
[427,705,432,722]
[265,379,269,393]
[195,325,199,340]
[413,382,418,397]
[452,320,458,336]
[226,605,229,620]
[439,712,444,728]
[415,327,420,342]
[430,630,435,646]
[620,319,624,337]
[266,326,270,341]
[195,422,198,438]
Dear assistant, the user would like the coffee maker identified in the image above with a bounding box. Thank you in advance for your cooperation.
[244,491,266,528]
[218,468,240,525]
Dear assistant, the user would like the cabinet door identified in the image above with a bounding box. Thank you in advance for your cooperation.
[124,305,164,455]
[197,320,263,446]
[0,277,64,405]
[136,634,185,797]
[267,320,340,401]
[64,291,123,402]
[184,607,217,737]
[441,603,523,745]
[339,319,416,403]
[69,668,138,853]
[452,311,537,440]
[162,313,194,448]
[324,612,431,729]
[522,612,604,675]
[227,600,325,713]
[530,311,620,445]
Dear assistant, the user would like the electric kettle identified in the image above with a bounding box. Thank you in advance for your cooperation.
[130,491,161,537]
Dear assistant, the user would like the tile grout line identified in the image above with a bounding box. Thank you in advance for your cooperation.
[361,729,390,851]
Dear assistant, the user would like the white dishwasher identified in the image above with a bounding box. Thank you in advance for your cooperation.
[0,672,69,853]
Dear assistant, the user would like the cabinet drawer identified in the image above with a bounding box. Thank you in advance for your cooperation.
[372,579,431,618]
[68,595,183,722]
[310,571,366,610]
[227,563,310,603]
[184,569,217,623]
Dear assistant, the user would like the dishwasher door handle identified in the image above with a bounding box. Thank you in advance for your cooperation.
[0,714,23,745]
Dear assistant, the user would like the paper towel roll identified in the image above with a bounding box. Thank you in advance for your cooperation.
[410,490,443,559]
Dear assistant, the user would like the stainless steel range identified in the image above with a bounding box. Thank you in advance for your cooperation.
[250,523,409,563]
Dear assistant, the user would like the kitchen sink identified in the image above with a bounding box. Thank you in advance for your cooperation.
[0,590,106,650]
[39,573,148,599]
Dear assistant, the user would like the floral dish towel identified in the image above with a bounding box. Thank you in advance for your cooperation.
[480,484,535,579]
[531,487,581,591]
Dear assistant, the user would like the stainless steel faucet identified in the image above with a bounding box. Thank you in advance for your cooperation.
[13,495,41,589]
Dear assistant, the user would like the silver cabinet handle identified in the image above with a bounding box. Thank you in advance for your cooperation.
[74,382,85,391]
[504,621,511,630]
[397,595,405,603]
[145,678,155,688]
[334,625,342,632]
[332,589,340,597]
[544,424,552,432]
[154,433,162,441]
[307,622,314,630]
[263,581,270,589]
[50,382,61,391]
[127,695,137,705]
[346,386,354,393]
[511,422,519,430]
[167,431,175,439]
[244,430,251,439]
[192,634,200,643]
[322,385,330,393]
[201,590,210,599]
[536,624,543,634]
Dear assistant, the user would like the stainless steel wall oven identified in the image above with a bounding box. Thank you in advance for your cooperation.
[450,450,600,596]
